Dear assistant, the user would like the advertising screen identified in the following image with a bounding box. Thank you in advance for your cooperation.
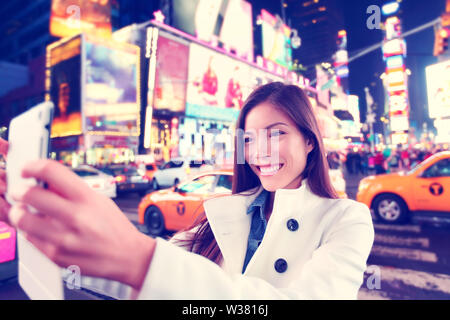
[50,0,112,38]
[426,60,450,119]
[260,9,292,69]
[390,115,409,132]
[153,34,189,113]
[84,37,140,135]
[386,55,403,69]
[48,36,83,138]
[219,0,253,61]
[186,43,250,122]
[389,93,408,113]
[0,222,16,264]
[194,0,222,42]
[382,39,404,57]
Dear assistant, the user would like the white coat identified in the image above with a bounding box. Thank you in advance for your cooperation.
[134,179,375,300]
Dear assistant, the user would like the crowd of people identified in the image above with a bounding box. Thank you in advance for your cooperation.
[342,144,447,176]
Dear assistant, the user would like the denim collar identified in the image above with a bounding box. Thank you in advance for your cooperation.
[246,189,269,215]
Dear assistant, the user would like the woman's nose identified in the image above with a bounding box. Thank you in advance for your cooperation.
[248,135,279,164]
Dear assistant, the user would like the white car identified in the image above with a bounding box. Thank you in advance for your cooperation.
[72,165,117,199]
[151,158,213,189]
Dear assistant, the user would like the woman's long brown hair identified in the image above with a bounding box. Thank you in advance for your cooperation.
[172,82,338,264]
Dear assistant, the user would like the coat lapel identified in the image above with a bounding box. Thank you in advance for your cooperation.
[203,187,263,274]
[204,180,324,277]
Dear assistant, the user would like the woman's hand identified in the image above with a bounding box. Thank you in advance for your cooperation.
[0,138,10,223]
[8,159,156,290]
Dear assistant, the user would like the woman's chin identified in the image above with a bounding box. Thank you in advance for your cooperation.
[259,179,285,192]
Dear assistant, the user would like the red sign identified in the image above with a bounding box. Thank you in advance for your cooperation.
[153,35,189,112]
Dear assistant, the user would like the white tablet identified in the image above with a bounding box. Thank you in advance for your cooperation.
[6,101,64,300]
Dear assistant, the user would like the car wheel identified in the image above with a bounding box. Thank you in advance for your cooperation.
[373,194,409,224]
[152,178,159,190]
[174,178,180,186]
[144,206,165,236]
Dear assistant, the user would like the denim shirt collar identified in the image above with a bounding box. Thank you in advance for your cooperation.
[246,189,269,215]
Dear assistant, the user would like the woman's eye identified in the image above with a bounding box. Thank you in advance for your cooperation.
[244,136,253,143]
[270,130,285,137]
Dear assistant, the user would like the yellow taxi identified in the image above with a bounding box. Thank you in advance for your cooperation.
[357,151,450,224]
[138,170,233,236]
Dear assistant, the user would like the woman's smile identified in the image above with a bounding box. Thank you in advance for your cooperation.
[255,163,284,176]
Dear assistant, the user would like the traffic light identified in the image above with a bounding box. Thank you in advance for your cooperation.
[434,27,449,56]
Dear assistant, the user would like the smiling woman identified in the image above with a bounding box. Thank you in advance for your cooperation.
[0,83,374,300]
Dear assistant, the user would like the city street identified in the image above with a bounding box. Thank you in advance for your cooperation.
[345,169,450,300]
[114,170,450,300]
[1,172,450,300]
[1,0,449,303]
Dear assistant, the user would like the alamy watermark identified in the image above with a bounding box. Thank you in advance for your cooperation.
[66,5,81,29]
[172,128,281,166]
[64,265,81,290]
[366,5,381,30]
[365,265,382,290]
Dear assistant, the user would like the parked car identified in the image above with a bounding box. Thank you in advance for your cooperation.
[134,154,158,182]
[72,165,117,199]
[151,158,213,190]
[138,170,233,236]
[143,163,158,182]
[98,164,151,196]
[357,151,450,224]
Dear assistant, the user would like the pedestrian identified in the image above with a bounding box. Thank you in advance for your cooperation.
[400,147,410,170]
[360,150,369,175]
[409,149,419,169]
[0,82,374,300]
[386,148,401,173]
[374,151,386,174]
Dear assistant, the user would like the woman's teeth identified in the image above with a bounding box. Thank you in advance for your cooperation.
[258,164,283,176]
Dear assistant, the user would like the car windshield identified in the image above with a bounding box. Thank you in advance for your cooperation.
[407,156,438,175]
[215,174,233,193]
[178,175,216,194]
[73,169,98,177]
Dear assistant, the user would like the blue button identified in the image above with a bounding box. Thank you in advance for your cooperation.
[287,219,299,231]
[274,258,288,273]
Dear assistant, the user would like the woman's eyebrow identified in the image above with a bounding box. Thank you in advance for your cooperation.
[244,122,288,135]
[265,122,288,129]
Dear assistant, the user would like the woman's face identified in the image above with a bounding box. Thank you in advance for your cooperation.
[243,102,313,191]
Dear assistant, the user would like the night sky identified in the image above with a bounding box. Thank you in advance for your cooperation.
[254,0,446,137]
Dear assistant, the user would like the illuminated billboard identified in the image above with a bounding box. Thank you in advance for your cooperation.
[260,9,292,69]
[390,115,409,132]
[84,36,140,135]
[0,222,16,264]
[389,93,408,113]
[426,60,450,119]
[47,35,83,138]
[50,0,112,38]
[194,0,222,42]
[382,39,405,58]
[186,43,250,122]
[386,55,403,69]
[219,0,253,61]
[153,34,189,113]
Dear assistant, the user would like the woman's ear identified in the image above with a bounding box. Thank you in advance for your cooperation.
[306,138,314,154]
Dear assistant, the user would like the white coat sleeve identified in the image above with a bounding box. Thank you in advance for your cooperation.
[135,202,374,300]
